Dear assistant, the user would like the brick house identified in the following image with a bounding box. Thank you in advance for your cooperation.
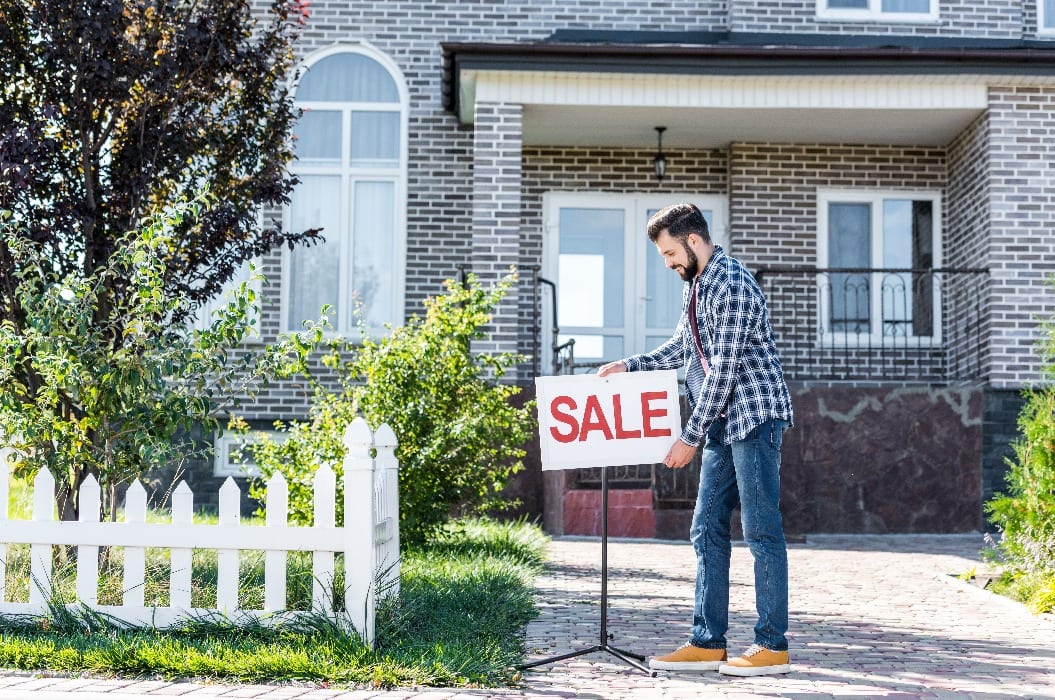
[199,0,1055,537]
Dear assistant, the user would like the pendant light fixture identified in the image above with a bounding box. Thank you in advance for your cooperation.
[653,126,667,182]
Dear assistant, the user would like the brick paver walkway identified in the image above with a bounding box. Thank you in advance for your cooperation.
[1,535,1053,699]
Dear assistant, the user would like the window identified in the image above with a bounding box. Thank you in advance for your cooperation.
[213,431,285,478]
[817,190,942,342]
[817,0,938,22]
[284,46,407,336]
[1041,0,1055,35]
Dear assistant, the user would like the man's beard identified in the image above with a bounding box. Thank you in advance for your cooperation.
[677,240,699,281]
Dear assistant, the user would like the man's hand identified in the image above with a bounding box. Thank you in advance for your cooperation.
[663,440,698,469]
[597,360,627,377]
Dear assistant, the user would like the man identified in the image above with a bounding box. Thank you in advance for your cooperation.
[597,203,794,677]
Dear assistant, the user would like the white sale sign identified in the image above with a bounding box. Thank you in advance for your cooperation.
[534,370,682,471]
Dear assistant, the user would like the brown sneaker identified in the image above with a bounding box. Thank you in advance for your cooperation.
[648,643,727,671]
[718,644,791,676]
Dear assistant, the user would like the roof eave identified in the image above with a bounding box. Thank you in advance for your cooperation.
[441,40,1055,113]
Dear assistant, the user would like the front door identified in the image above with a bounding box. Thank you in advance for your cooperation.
[543,193,728,372]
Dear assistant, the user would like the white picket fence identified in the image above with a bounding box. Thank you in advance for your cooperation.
[0,417,399,646]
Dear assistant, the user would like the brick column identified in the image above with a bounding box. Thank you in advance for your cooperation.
[472,102,523,380]
[986,87,1055,389]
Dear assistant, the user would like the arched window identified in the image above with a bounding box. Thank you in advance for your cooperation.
[284,46,407,335]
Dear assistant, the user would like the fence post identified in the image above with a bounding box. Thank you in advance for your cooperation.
[342,417,375,646]
[374,423,400,599]
[29,468,55,609]
[123,480,147,608]
[216,477,240,613]
[76,474,101,606]
[311,464,336,615]
[170,482,194,610]
[264,472,288,612]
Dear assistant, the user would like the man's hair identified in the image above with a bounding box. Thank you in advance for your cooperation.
[646,203,711,243]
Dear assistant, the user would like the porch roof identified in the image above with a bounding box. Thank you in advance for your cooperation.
[442,32,1055,149]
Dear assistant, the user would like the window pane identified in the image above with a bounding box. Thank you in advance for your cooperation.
[350,111,400,166]
[558,208,625,329]
[293,110,342,166]
[827,0,868,7]
[828,203,871,334]
[296,53,399,102]
[881,0,930,12]
[352,181,395,327]
[1047,0,1055,28]
[288,176,342,329]
[882,199,934,337]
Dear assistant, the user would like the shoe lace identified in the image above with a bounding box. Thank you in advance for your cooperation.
[742,644,764,658]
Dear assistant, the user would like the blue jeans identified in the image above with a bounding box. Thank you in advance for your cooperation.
[689,417,789,651]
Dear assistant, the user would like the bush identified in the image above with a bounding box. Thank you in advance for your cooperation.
[986,387,1055,574]
[986,277,1055,578]
[247,272,535,546]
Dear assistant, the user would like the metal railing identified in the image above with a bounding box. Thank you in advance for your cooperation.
[755,267,990,383]
[533,266,989,383]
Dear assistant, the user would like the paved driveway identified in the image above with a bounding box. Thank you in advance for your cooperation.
[1,534,1053,699]
[520,535,1055,699]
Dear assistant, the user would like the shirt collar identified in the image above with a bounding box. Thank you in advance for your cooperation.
[696,244,726,290]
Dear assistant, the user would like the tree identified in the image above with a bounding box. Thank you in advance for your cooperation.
[0,0,319,519]
[0,199,323,523]
[0,0,317,318]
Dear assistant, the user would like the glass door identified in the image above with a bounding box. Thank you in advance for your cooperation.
[543,193,728,372]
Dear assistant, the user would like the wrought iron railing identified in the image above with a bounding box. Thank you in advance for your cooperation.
[754,267,990,382]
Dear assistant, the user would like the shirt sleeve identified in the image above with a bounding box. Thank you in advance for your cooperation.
[680,275,757,446]
[623,313,687,372]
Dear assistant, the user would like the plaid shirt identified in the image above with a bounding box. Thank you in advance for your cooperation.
[623,245,793,446]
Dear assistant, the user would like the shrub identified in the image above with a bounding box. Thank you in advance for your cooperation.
[247,272,535,546]
[986,277,1055,576]
[986,387,1055,574]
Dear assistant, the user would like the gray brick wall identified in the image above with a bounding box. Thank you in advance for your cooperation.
[472,102,524,372]
[730,0,1024,38]
[946,112,992,381]
[986,86,1055,388]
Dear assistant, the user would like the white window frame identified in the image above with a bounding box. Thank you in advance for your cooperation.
[541,192,729,368]
[816,189,943,346]
[281,43,408,339]
[213,431,285,478]
[1040,0,1055,37]
[816,0,939,23]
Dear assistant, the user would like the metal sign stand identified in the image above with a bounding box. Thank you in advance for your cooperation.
[519,466,656,677]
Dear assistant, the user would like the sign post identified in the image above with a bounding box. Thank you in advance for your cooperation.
[522,370,681,676]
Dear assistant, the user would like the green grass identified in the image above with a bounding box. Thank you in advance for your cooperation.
[0,510,548,688]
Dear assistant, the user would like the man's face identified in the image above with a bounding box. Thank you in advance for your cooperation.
[654,230,699,282]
